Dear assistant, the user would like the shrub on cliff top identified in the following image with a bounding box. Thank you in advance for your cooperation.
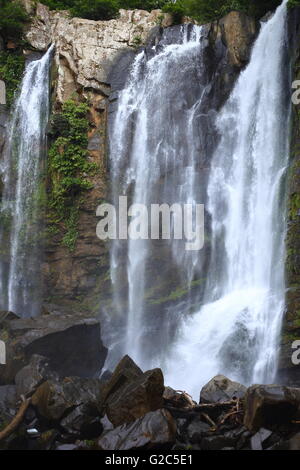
[288,0,300,7]
[42,0,119,19]
[0,0,29,40]
[42,0,170,19]
[163,0,282,24]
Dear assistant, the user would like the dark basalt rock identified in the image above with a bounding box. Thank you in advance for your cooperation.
[98,408,176,450]
[200,375,247,404]
[0,310,108,384]
[105,367,164,427]
[60,405,103,439]
[0,384,17,428]
[31,376,103,422]
[244,384,300,432]
[15,354,59,397]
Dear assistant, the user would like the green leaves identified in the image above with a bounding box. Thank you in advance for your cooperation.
[288,0,300,7]
[163,0,282,24]
[0,52,25,107]
[0,0,29,40]
[48,100,97,251]
[41,0,170,20]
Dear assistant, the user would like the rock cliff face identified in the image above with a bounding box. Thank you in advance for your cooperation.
[2,2,300,386]
[18,3,174,313]
[13,3,258,316]
[279,7,300,386]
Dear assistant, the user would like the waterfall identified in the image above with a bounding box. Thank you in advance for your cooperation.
[108,25,211,369]
[0,46,53,317]
[108,0,290,397]
[166,0,290,396]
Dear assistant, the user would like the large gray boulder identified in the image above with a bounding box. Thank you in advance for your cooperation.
[106,368,165,427]
[98,409,176,450]
[0,385,17,425]
[0,310,107,384]
[31,376,103,422]
[15,354,58,397]
[200,375,247,404]
[244,384,300,432]
[100,355,164,427]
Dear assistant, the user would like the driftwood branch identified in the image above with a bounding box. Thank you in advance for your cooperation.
[0,398,31,442]
[201,412,216,428]
[165,399,238,418]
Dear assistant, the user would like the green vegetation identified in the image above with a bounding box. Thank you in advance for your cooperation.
[0,52,25,106]
[0,0,29,40]
[40,0,283,23]
[149,278,205,305]
[288,0,300,7]
[48,100,97,251]
[42,0,170,19]
[163,0,282,24]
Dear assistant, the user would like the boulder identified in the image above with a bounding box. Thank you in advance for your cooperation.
[0,385,17,426]
[31,376,103,422]
[185,417,211,444]
[106,369,164,427]
[101,355,143,402]
[250,428,272,450]
[200,375,247,404]
[15,355,58,397]
[0,310,107,384]
[60,405,103,439]
[289,432,300,450]
[200,434,237,451]
[244,385,300,432]
[98,409,176,450]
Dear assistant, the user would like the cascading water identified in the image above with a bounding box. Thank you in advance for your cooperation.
[107,25,213,369]
[0,46,53,317]
[108,0,290,397]
[166,0,291,396]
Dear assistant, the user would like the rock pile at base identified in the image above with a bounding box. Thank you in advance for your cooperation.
[0,350,300,450]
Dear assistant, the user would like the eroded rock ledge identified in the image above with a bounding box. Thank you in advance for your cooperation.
[24,3,173,103]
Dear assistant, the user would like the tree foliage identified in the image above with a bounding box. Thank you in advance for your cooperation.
[0,0,29,40]
[42,0,170,19]
[288,0,300,7]
[163,0,282,23]
[40,0,285,22]
[0,52,25,106]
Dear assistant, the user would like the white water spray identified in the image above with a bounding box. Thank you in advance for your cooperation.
[0,46,53,317]
[166,0,290,396]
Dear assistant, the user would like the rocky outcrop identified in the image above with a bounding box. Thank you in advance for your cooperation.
[217,11,258,67]
[24,3,173,103]
[0,308,107,384]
